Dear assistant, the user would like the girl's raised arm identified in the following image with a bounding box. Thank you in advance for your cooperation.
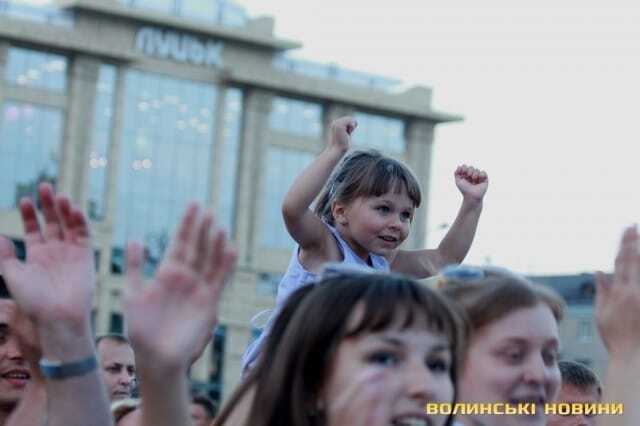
[281,116,356,251]
[392,165,488,278]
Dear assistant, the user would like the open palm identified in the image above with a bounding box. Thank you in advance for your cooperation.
[595,225,640,359]
[124,204,237,369]
[0,184,95,323]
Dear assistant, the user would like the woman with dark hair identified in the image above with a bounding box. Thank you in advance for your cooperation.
[215,270,468,426]
[439,266,566,426]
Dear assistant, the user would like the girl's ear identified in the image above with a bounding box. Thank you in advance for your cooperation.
[331,201,349,226]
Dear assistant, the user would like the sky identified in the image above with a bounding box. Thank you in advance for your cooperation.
[236,0,640,275]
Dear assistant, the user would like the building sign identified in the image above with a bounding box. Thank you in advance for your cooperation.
[135,26,223,68]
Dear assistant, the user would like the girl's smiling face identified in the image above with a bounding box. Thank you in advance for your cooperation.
[334,185,415,261]
[321,306,455,426]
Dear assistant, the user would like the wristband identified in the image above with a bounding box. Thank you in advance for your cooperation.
[39,355,98,380]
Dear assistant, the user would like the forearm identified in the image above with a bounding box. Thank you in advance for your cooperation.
[436,197,483,266]
[6,380,46,426]
[138,365,192,426]
[282,146,346,217]
[598,355,640,426]
[38,322,113,426]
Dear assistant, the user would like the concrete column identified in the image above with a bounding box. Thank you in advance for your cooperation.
[208,84,228,213]
[0,42,8,102]
[59,55,99,202]
[234,88,272,267]
[405,119,436,250]
[94,65,126,336]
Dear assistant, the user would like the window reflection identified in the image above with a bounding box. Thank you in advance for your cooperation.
[182,0,218,21]
[273,55,401,93]
[88,65,117,221]
[352,112,406,155]
[269,97,321,138]
[129,0,172,13]
[5,46,67,92]
[113,70,217,272]
[0,101,63,209]
[119,0,248,28]
[0,0,74,27]
[260,147,313,249]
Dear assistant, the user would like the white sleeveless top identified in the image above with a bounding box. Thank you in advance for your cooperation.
[241,222,390,371]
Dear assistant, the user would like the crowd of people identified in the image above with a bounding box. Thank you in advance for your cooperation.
[0,116,637,426]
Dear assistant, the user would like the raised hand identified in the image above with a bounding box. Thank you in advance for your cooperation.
[329,116,357,152]
[595,225,640,360]
[454,165,489,202]
[0,184,111,426]
[0,183,95,325]
[124,204,237,371]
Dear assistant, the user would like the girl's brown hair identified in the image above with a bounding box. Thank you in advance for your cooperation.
[314,150,422,225]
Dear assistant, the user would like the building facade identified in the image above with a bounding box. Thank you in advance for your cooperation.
[0,0,460,402]
[531,273,608,379]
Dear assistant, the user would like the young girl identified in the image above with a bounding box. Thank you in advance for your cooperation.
[243,116,488,369]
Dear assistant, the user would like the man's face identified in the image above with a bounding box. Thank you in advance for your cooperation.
[0,301,29,407]
[97,339,136,401]
[547,384,601,426]
[190,403,213,426]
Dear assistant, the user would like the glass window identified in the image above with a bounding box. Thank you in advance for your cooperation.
[0,101,64,209]
[120,0,247,28]
[577,319,593,343]
[5,46,67,92]
[218,1,247,28]
[272,55,401,92]
[216,88,242,234]
[109,312,124,334]
[112,70,217,271]
[269,97,322,139]
[88,65,117,221]
[260,147,313,250]
[352,112,405,155]
[128,0,173,13]
[181,0,219,22]
[209,324,226,404]
[0,0,74,27]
